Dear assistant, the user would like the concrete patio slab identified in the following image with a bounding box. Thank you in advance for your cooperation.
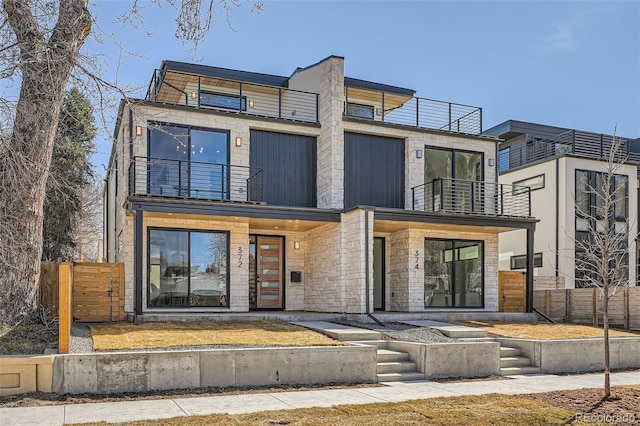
[292,321,381,341]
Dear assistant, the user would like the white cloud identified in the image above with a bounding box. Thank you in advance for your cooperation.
[535,9,591,56]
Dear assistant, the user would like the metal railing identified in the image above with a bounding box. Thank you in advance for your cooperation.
[129,156,263,203]
[412,178,531,217]
[146,69,319,124]
[500,130,631,173]
[345,87,482,135]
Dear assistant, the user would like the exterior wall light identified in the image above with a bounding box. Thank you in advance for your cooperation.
[416,149,423,159]
[248,99,254,108]
[488,158,495,167]
[190,91,198,100]
[294,241,300,250]
[135,126,143,137]
[235,137,242,147]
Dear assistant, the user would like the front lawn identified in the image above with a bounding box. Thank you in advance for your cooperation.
[89,320,342,351]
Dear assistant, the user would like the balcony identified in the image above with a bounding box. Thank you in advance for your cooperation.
[500,130,631,172]
[344,86,483,135]
[129,157,264,203]
[412,178,531,217]
[146,68,319,124]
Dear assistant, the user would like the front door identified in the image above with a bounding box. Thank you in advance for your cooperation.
[255,236,284,309]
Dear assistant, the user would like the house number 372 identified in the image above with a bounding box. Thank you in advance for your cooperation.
[238,247,243,267]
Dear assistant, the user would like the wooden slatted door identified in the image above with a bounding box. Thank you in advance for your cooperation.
[256,236,284,309]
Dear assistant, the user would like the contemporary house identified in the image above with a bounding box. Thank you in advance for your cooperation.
[103,56,537,320]
[486,120,638,289]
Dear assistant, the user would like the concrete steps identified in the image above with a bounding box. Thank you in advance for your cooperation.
[499,345,540,376]
[377,372,426,382]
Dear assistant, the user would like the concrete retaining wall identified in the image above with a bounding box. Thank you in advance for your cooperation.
[52,346,376,394]
[0,355,54,396]
[496,337,640,374]
[387,341,501,378]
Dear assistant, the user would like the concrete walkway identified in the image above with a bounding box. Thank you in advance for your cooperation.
[399,320,488,338]
[2,371,639,425]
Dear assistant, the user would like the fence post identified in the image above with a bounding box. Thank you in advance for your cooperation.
[58,263,73,354]
[625,286,630,330]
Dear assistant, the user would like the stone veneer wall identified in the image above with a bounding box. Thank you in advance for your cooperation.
[387,228,499,312]
[315,57,345,209]
[304,222,344,312]
[342,209,373,314]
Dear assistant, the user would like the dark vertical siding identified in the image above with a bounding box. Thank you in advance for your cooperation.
[250,130,317,207]
[344,132,405,209]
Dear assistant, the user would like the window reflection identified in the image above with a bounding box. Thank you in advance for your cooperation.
[424,239,483,308]
[148,229,228,308]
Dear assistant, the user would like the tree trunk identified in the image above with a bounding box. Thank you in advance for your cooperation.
[603,287,610,399]
[0,0,91,324]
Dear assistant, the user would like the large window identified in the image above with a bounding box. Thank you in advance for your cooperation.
[424,239,483,308]
[148,229,229,308]
[425,147,483,212]
[574,170,629,288]
[148,124,229,199]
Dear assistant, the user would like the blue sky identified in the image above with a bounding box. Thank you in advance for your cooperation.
[88,0,639,169]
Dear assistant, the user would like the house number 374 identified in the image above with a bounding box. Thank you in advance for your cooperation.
[415,250,420,269]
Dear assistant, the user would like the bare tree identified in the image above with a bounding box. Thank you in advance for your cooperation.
[0,0,262,324]
[573,128,635,398]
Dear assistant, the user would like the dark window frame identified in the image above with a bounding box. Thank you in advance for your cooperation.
[424,146,485,182]
[346,102,375,120]
[199,91,247,111]
[424,237,485,309]
[498,146,510,173]
[574,169,629,288]
[146,227,231,309]
[146,122,231,199]
[510,253,543,270]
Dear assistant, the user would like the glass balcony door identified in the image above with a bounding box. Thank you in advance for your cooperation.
[148,124,229,200]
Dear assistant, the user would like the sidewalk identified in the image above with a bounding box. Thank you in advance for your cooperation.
[2,370,639,425]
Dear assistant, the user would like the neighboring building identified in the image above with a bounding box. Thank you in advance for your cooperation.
[486,120,638,289]
[104,56,537,320]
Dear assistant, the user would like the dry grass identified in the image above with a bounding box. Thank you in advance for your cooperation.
[459,321,640,340]
[71,394,575,425]
[90,321,342,351]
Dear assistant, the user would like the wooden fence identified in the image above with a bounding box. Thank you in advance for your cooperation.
[38,262,125,322]
[534,286,640,329]
[498,271,526,312]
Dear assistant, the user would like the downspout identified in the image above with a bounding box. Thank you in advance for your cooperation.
[104,178,109,263]
[364,208,384,326]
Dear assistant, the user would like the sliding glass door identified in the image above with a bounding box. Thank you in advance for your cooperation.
[147,124,229,199]
[424,238,483,308]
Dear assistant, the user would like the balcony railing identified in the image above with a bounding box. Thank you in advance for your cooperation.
[500,130,631,173]
[146,69,319,124]
[129,156,263,203]
[412,178,531,217]
[345,87,482,135]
